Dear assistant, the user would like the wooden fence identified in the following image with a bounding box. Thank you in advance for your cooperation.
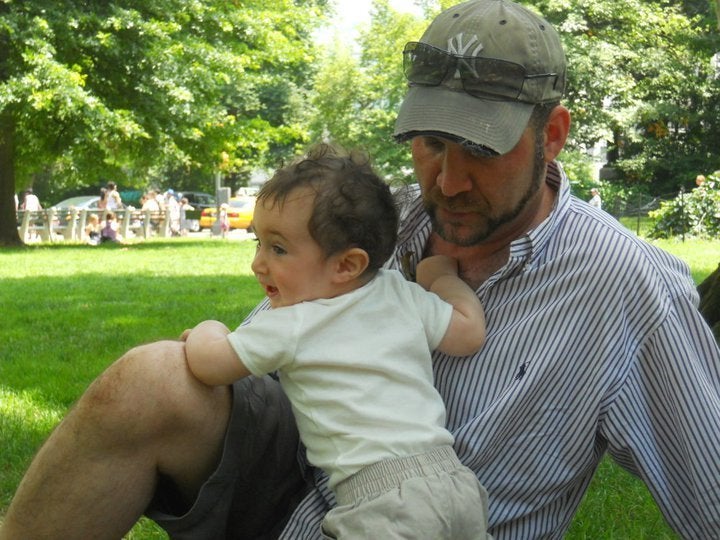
[17,208,173,243]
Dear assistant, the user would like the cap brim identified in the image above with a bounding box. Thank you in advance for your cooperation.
[394,86,534,155]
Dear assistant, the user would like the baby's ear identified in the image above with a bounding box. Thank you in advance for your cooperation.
[333,248,370,283]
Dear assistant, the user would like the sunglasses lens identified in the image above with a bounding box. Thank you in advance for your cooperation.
[458,57,526,100]
[403,42,449,85]
[402,42,530,101]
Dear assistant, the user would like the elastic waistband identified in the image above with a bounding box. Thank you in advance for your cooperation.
[334,446,461,506]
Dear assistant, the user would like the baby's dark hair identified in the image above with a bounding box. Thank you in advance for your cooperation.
[258,143,398,276]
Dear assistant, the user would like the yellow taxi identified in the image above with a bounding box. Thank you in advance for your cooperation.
[200,197,256,231]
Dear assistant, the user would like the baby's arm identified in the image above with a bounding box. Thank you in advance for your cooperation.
[182,320,251,385]
[416,255,486,356]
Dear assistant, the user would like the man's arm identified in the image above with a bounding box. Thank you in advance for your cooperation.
[416,255,486,356]
[603,308,720,537]
[183,320,251,385]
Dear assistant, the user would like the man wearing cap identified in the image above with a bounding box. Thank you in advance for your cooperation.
[3,0,719,538]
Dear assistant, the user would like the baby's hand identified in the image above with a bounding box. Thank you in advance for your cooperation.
[416,255,459,290]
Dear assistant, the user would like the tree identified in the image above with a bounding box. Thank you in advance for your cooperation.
[309,0,427,183]
[538,0,720,195]
[0,0,325,245]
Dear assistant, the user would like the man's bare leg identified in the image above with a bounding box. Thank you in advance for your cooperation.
[0,340,230,539]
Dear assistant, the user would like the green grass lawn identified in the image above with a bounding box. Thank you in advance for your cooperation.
[1,234,718,538]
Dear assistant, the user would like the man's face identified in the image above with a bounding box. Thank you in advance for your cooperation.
[411,129,546,247]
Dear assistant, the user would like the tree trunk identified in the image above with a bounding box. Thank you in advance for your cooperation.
[0,110,23,246]
[698,262,720,343]
[0,1,22,247]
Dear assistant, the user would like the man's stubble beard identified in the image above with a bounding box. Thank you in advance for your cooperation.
[424,139,546,247]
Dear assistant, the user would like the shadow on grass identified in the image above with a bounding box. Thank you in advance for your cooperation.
[0,267,263,534]
[1,272,263,405]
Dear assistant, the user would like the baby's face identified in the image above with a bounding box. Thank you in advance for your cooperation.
[251,189,337,308]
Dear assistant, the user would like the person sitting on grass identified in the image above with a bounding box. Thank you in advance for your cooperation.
[100,211,122,243]
[182,144,490,539]
[84,213,101,245]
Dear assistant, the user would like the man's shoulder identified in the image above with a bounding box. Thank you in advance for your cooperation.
[559,197,693,292]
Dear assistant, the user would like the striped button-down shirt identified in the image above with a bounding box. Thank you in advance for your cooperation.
[280,163,720,539]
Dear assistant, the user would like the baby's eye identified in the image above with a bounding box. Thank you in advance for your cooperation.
[272,244,287,255]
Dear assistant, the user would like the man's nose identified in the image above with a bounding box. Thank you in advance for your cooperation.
[436,147,474,197]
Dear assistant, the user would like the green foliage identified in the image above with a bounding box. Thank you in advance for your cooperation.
[540,0,720,194]
[649,171,720,238]
[0,0,325,202]
[598,182,658,218]
[558,147,595,188]
[308,0,426,183]
[557,148,658,218]
[3,0,720,240]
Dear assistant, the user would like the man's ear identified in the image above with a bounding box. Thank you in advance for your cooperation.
[543,105,571,162]
[333,248,370,283]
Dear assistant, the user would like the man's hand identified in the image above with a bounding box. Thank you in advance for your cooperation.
[416,255,459,290]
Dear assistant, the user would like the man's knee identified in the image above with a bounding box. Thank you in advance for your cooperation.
[78,340,229,439]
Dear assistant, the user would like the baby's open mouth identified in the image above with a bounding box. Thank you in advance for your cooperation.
[265,285,278,295]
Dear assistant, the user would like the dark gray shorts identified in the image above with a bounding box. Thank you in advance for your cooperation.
[146,375,308,539]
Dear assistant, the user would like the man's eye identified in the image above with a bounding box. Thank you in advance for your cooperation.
[424,137,445,152]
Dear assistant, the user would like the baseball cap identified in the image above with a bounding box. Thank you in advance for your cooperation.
[394,0,566,155]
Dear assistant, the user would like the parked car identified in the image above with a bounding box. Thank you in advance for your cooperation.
[174,191,216,232]
[177,191,216,211]
[200,197,256,231]
[39,196,104,234]
[51,196,102,210]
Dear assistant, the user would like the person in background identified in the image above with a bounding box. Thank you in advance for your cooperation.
[183,144,489,539]
[100,211,122,243]
[3,1,719,538]
[588,188,602,209]
[179,197,195,236]
[141,190,164,234]
[98,187,108,211]
[84,214,101,245]
[20,188,42,211]
[164,190,181,236]
[105,181,123,211]
[218,202,230,238]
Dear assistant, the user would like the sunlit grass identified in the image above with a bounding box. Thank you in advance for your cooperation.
[651,238,720,284]
[1,236,715,538]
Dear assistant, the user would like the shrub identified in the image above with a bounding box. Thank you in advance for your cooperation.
[649,172,720,239]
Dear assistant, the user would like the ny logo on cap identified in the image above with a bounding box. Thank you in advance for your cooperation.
[447,34,484,79]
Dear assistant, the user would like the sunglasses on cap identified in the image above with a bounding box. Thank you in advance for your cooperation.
[402,41,560,103]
